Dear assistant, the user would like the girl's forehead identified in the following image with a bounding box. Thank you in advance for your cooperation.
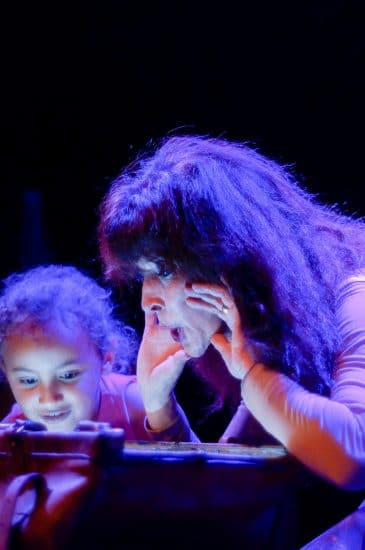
[3,317,105,363]
[7,318,86,348]
[8,320,46,342]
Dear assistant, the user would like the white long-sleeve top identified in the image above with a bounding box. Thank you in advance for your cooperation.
[242,274,365,490]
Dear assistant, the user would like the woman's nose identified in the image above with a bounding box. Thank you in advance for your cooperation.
[142,296,165,312]
[141,279,165,312]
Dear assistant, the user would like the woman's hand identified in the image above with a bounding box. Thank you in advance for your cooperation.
[185,282,255,380]
[137,311,189,428]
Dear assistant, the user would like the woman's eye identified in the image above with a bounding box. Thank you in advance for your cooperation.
[135,271,144,282]
[59,370,81,382]
[18,377,38,387]
[159,270,173,280]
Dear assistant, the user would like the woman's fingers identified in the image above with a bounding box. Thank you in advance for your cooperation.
[139,348,189,413]
[144,311,158,330]
[185,293,239,332]
[186,296,227,319]
[185,282,233,313]
[189,282,234,307]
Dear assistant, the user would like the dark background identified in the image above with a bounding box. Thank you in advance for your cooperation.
[1,1,365,432]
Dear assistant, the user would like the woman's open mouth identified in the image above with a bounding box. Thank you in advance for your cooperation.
[170,327,185,343]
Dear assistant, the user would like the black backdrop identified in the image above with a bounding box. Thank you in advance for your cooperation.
[1,1,365,275]
[1,1,365,434]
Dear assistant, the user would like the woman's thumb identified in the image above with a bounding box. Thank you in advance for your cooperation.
[210,333,230,363]
[166,349,189,382]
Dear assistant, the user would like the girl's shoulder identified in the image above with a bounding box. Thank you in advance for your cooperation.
[100,372,137,395]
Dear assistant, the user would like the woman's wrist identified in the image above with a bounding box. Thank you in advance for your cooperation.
[240,361,261,395]
[145,394,179,431]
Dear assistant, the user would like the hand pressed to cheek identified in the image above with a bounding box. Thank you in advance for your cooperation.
[184,282,238,330]
[185,282,256,380]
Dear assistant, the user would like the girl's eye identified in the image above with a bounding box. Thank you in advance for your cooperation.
[58,370,81,382]
[18,377,38,387]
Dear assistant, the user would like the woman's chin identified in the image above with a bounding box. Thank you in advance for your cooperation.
[182,340,210,358]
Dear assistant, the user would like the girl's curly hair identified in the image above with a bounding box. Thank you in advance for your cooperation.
[0,264,137,374]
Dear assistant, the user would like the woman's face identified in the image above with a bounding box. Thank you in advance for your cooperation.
[138,259,222,357]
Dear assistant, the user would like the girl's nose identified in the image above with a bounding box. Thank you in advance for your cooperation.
[38,382,63,404]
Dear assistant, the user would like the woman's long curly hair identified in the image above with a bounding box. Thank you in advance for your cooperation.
[0,265,137,374]
[99,135,365,395]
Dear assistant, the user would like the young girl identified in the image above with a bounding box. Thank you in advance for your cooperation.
[0,264,196,441]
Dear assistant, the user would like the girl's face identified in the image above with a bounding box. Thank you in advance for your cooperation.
[139,259,222,357]
[2,321,104,431]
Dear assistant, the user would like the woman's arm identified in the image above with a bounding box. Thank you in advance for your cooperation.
[243,277,365,489]
[186,277,365,489]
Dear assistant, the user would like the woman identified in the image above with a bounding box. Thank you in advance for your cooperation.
[99,134,365,489]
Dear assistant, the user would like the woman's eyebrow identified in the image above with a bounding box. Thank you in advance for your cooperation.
[136,265,159,276]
